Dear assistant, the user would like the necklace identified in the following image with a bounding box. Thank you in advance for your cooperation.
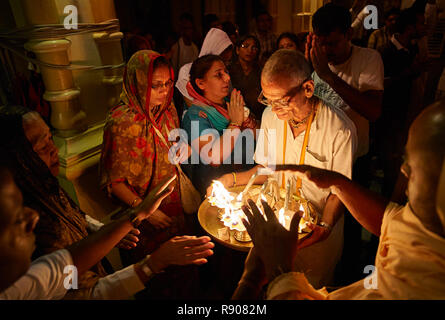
[289,114,310,129]
[288,102,317,129]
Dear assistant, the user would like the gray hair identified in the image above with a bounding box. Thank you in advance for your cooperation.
[261,49,312,86]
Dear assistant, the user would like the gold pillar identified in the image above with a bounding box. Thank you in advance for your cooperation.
[20,0,59,25]
[93,31,124,107]
[25,39,87,136]
[89,0,116,22]
[91,0,124,108]
[21,0,87,137]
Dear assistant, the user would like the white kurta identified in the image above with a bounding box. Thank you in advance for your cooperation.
[0,249,147,300]
[254,102,357,288]
[328,45,384,158]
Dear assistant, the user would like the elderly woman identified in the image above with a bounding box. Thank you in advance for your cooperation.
[100,50,199,298]
[0,105,213,299]
[182,54,257,195]
[228,35,264,120]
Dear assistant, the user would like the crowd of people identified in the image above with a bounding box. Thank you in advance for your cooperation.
[0,1,444,300]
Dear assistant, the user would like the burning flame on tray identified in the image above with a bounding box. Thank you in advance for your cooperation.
[208,181,311,233]
[208,181,247,232]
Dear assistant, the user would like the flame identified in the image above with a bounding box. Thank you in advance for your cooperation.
[298,203,308,233]
[278,207,285,227]
[208,181,234,208]
[208,181,246,231]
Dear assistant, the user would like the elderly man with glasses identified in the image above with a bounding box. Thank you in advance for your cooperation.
[209,49,357,289]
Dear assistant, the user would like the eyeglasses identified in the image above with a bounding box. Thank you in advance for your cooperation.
[257,78,311,108]
[240,43,259,51]
[152,79,173,90]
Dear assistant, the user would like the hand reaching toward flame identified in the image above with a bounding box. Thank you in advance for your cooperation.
[297,223,331,250]
[241,199,303,281]
[146,236,215,273]
[274,165,346,194]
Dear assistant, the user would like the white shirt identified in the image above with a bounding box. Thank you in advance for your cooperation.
[328,45,384,158]
[254,102,357,214]
[0,249,147,300]
[0,249,72,300]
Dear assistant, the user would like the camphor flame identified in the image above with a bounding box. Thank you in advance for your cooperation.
[208,181,234,208]
[208,181,247,231]
[278,207,285,227]
[298,203,309,232]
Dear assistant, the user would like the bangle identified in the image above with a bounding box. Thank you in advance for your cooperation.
[130,197,141,208]
[319,221,332,232]
[231,172,237,187]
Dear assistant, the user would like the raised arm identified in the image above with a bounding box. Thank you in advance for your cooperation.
[309,35,383,121]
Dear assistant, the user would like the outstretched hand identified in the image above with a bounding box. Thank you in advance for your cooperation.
[134,175,177,221]
[274,165,345,193]
[297,223,331,250]
[148,236,215,272]
[241,199,302,281]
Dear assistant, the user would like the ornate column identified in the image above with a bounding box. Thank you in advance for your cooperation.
[25,39,87,137]
[93,31,124,107]
[91,0,123,108]
[21,0,87,137]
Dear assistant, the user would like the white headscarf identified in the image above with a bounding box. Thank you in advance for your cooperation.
[175,28,233,101]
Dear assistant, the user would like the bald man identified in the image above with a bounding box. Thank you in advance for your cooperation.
[234,100,445,300]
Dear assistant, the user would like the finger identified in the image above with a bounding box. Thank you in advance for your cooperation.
[188,249,214,260]
[191,258,210,265]
[175,236,211,247]
[297,233,317,250]
[125,234,139,243]
[241,217,251,231]
[261,200,277,223]
[247,199,266,223]
[152,185,175,208]
[130,228,140,235]
[152,175,177,197]
[275,165,312,182]
[290,211,302,237]
[162,215,173,224]
[160,220,172,228]
[117,244,134,250]
[120,239,137,248]
[185,242,215,254]
[241,205,255,226]
[242,218,257,243]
